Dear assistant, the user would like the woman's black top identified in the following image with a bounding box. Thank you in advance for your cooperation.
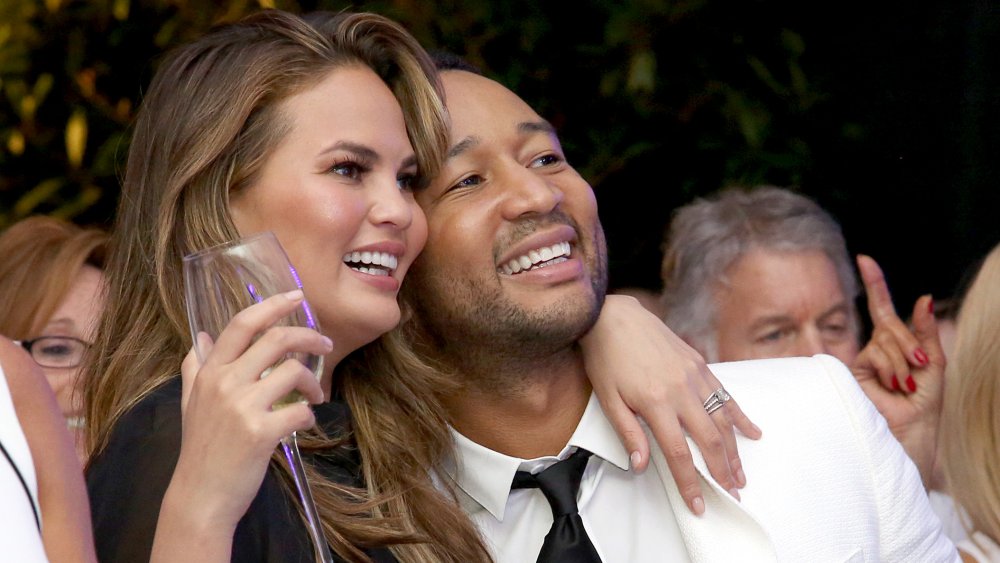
[86,377,397,562]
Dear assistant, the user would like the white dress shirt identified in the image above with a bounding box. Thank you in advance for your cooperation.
[447,393,691,563]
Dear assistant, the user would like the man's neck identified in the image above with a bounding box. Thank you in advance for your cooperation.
[443,350,592,460]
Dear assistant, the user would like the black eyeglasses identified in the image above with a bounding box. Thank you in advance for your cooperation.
[16,336,91,369]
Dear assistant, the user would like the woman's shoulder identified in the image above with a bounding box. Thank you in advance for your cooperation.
[87,375,183,486]
[89,377,183,467]
[86,377,183,563]
[116,376,183,433]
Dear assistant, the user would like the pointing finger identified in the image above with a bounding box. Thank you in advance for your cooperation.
[857,254,898,324]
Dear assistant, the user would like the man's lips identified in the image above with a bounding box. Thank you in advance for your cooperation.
[496,225,577,275]
[498,241,571,275]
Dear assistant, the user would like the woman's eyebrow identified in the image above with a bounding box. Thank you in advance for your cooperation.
[318,141,380,162]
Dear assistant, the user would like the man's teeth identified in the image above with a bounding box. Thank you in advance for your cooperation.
[499,242,571,275]
[343,251,398,276]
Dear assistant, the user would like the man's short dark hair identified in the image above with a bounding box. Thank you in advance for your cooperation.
[429,50,483,74]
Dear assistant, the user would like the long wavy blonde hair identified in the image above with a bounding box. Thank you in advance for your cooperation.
[941,241,1000,548]
[82,10,488,562]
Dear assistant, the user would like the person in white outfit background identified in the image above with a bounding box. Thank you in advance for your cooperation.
[0,335,96,562]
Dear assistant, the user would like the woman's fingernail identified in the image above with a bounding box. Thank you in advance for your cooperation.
[691,496,705,515]
[736,467,747,488]
[891,375,901,391]
[906,375,917,393]
[729,487,741,501]
[914,348,929,366]
[630,451,641,469]
[321,336,333,349]
[928,297,935,315]
[196,331,213,348]
[284,289,304,301]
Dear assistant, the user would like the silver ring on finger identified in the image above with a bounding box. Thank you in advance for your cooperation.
[703,387,732,415]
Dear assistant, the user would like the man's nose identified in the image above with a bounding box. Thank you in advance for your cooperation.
[499,164,563,220]
[790,329,827,358]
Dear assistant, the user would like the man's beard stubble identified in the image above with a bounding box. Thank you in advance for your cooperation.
[402,223,609,395]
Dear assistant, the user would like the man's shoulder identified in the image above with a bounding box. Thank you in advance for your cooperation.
[704,354,872,436]
[679,354,958,562]
[707,353,850,384]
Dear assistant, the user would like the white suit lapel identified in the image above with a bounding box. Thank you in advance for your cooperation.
[647,429,778,562]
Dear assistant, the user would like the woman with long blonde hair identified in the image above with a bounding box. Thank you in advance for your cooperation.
[941,241,1000,562]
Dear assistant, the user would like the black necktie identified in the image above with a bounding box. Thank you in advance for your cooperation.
[511,448,603,563]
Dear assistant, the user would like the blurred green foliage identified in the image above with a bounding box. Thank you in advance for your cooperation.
[0,0,826,226]
[2,0,996,301]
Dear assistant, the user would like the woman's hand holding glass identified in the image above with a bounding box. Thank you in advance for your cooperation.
[157,232,334,563]
[154,291,328,561]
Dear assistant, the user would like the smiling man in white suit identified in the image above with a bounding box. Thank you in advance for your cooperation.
[397,60,958,562]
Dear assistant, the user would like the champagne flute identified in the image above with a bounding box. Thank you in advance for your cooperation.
[183,231,333,563]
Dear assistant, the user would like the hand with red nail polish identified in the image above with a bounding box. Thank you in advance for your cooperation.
[849,255,945,489]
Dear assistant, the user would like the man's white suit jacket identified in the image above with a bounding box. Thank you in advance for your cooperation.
[648,354,958,562]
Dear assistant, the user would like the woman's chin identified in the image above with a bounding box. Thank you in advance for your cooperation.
[326,305,401,355]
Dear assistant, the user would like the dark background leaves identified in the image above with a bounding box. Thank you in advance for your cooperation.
[2,0,997,312]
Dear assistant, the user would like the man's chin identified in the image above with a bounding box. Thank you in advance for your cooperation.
[503,293,603,345]
[502,269,603,306]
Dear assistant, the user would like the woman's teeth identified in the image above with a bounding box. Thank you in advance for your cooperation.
[343,251,398,276]
[499,241,571,275]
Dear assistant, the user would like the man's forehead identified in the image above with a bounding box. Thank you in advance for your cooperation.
[718,249,852,319]
[445,120,557,161]
[440,70,545,134]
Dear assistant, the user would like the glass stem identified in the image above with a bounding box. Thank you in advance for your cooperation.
[281,431,334,563]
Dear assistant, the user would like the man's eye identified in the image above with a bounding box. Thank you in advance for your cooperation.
[449,174,483,191]
[530,154,561,168]
[758,329,789,343]
[397,173,419,191]
[822,324,848,337]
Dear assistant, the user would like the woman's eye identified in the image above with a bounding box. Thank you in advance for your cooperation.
[530,154,561,168]
[40,344,72,357]
[328,161,366,179]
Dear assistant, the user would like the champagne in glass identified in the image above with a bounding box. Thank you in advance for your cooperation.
[183,231,333,563]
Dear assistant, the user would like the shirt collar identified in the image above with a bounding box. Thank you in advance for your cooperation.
[446,392,631,521]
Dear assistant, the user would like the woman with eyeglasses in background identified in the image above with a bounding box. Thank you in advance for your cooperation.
[0,215,108,463]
